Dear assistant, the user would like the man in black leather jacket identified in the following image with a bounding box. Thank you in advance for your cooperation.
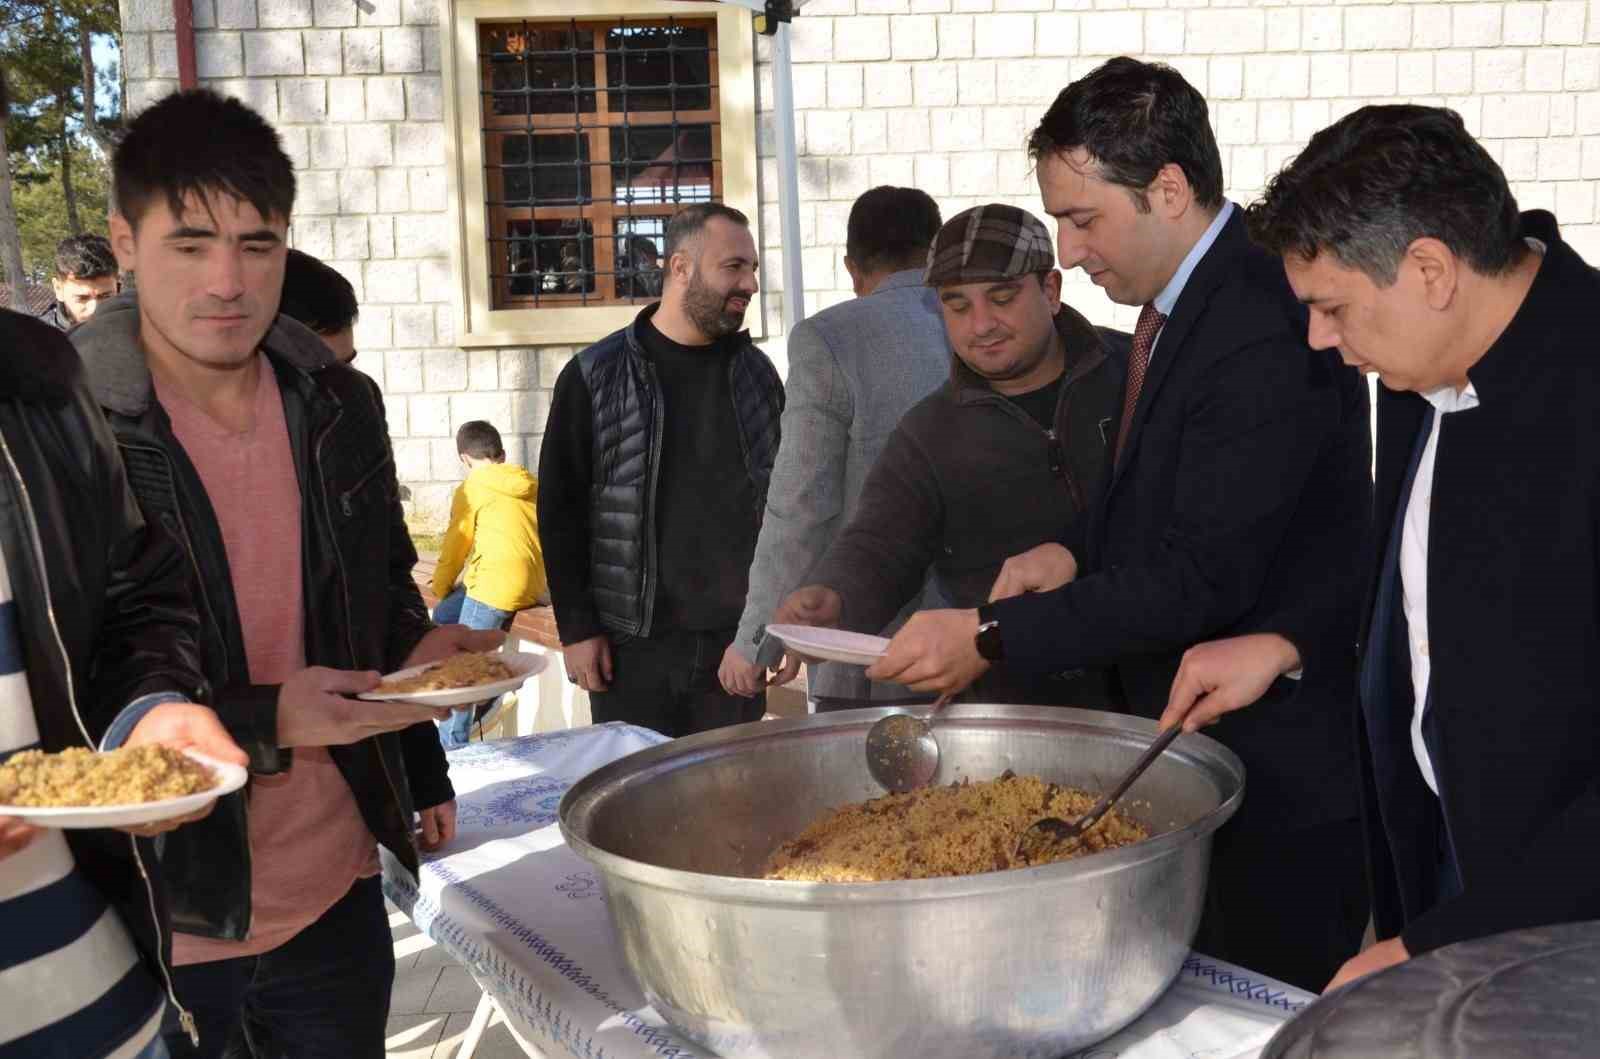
[73,89,497,1058]
[0,307,247,1056]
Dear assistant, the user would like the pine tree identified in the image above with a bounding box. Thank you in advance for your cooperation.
[0,0,121,300]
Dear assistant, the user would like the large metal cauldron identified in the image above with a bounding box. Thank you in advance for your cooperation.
[559,704,1244,1059]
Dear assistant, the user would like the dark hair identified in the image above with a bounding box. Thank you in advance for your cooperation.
[279,248,359,334]
[456,420,505,460]
[1248,105,1521,286]
[113,89,295,229]
[54,234,118,281]
[846,186,942,274]
[664,203,750,260]
[1027,57,1224,213]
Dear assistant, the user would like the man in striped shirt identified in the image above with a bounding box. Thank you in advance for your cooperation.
[0,300,248,1058]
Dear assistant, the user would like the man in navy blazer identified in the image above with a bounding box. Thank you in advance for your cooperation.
[1167,104,1600,991]
[867,58,1372,991]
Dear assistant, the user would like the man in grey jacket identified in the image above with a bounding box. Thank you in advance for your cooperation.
[772,204,1125,707]
[719,186,948,707]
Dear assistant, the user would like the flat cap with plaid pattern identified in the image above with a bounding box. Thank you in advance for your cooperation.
[923,203,1055,288]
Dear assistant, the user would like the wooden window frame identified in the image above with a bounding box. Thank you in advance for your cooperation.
[443,0,759,347]
[478,18,722,310]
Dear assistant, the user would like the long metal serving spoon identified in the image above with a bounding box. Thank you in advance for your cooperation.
[1014,724,1183,863]
[864,698,956,793]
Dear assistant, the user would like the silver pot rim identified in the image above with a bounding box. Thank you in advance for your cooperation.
[559,703,1245,905]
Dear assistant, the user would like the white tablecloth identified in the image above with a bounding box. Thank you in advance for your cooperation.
[383,723,1315,1059]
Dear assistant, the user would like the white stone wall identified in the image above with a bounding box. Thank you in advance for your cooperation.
[121,0,1600,525]
[755,0,1600,334]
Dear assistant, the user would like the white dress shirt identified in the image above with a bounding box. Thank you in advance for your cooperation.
[1401,381,1481,795]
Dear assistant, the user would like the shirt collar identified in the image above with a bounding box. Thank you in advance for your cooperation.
[873,268,929,294]
[1420,381,1480,415]
[1152,200,1235,318]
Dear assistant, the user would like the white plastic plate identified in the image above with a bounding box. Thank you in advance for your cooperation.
[0,751,249,830]
[765,624,891,667]
[358,651,547,707]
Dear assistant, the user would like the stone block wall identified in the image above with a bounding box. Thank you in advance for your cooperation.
[121,0,1600,525]
[753,0,1600,333]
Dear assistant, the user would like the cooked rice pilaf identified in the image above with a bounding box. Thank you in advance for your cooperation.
[0,745,217,807]
[764,771,1150,881]
[379,651,513,694]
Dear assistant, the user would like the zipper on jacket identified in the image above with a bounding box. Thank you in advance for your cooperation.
[313,408,359,666]
[977,392,1087,513]
[339,453,395,518]
[1031,353,1106,511]
[640,360,665,637]
[1050,376,1087,511]
[1043,427,1083,510]
[1046,355,1099,512]
[0,434,200,1046]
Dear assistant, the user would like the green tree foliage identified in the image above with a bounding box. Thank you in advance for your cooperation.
[1,0,120,287]
[14,145,109,281]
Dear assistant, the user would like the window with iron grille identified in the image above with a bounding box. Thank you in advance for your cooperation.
[478,17,722,309]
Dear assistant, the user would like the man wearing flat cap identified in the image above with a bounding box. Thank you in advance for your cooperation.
[772,204,1124,705]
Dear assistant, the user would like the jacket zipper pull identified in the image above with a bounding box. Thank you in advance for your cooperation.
[341,492,353,517]
[181,1008,200,1046]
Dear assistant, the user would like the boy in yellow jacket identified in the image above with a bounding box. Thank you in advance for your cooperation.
[432,420,548,747]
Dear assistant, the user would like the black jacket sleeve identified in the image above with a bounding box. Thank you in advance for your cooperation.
[210,686,285,774]
[1254,372,1372,689]
[538,359,604,645]
[400,719,454,809]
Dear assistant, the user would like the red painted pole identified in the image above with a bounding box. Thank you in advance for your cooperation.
[174,0,198,89]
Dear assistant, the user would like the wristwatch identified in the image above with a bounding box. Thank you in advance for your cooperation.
[975,613,1004,662]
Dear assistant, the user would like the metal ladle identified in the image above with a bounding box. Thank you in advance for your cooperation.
[1015,724,1182,862]
[865,699,955,793]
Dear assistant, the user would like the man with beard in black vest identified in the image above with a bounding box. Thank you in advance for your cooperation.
[539,204,784,737]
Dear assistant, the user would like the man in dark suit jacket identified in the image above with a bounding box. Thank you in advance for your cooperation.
[1168,104,1600,992]
[868,58,1372,991]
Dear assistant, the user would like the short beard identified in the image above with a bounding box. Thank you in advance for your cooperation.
[682,266,745,339]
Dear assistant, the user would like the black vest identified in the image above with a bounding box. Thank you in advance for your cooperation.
[578,312,783,636]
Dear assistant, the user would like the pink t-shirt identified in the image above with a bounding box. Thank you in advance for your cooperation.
[158,360,380,966]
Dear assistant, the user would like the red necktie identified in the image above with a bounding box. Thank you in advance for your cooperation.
[1115,303,1167,465]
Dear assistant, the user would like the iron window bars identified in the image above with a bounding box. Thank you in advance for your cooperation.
[479,18,723,309]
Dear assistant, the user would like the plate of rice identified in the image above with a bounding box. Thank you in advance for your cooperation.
[359,650,547,707]
[0,745,248,829]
